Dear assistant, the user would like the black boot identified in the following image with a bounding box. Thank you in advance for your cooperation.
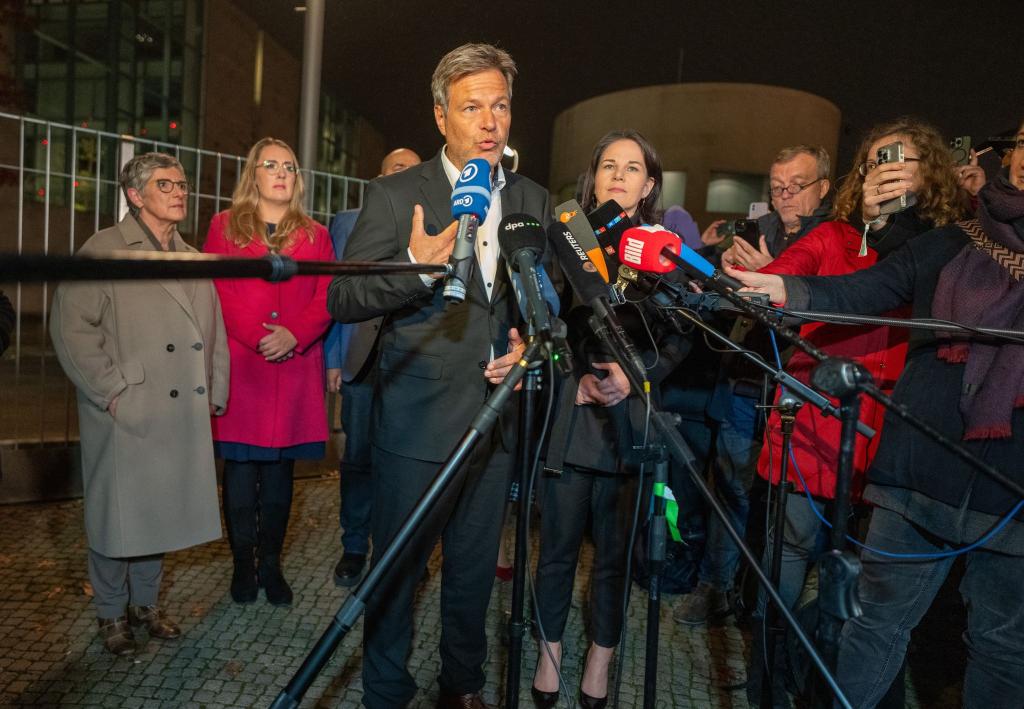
[258,501,293,606]
[222,462,259,604]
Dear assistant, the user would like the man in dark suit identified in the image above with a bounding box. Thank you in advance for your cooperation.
[326,148,422,588]
[327,44,551,709]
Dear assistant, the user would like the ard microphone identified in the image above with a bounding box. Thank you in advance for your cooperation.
[498,214,552,338]
[619,226,745,293]
[547,221,647,382]
[443,158,492,304]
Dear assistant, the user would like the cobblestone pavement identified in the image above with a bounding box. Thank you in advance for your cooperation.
[0,475,961,708]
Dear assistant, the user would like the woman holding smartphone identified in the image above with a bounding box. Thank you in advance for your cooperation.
[203,137,334,606]
[741,118,967,704]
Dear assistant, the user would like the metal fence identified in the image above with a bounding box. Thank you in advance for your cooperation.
[0,111,367,448]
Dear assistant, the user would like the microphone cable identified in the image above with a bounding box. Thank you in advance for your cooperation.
[763,332,1024,562]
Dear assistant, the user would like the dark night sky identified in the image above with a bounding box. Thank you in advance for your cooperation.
[251,0,1022,183]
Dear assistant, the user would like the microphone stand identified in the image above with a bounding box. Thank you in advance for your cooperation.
[270,339,545,709]
[759,396,797,709]
[583,310,853,709]
[0,251,449,283]
[504,326,550,709]
[665,268,1024,706]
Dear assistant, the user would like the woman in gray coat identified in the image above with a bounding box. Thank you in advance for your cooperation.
[50,152,230,657]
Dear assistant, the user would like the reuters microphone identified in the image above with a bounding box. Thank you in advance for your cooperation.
[619,226,745,292]
[443,158,492,304]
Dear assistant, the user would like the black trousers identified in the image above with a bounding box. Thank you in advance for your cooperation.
[361,436,511,709]
[534,464,637,648]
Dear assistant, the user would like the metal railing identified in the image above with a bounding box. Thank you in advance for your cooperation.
[0,111,367,448]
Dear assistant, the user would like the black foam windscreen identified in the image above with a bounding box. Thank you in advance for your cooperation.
[546,220,608,304]
[498,213,546,264]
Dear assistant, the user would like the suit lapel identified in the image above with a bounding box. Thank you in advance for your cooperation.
[117,216,200,329]
[418,154,454,234]
[493,174,525,303]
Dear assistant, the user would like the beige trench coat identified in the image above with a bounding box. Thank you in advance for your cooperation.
[50,215,230,558]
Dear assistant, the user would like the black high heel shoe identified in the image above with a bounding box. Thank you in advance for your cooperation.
[530,686,559,709]
[579,689,607,709]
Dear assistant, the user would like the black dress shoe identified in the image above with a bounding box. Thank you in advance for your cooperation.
[530,686,558,708]
[580,689,607,709]
[435,691,491,709]
[333,552,367,588]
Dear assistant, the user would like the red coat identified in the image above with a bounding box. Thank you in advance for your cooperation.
[756,221,909,499]
[203,211,334,448]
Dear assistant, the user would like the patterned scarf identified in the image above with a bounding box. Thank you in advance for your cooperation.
[932,172,1024,439]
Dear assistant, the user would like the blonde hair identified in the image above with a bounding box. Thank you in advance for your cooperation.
[227,137,315,252]
[431,43,516,112]
[774,145,831,180]
[833,118,966,228]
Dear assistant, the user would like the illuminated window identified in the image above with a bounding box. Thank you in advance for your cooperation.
[706,172,769,214]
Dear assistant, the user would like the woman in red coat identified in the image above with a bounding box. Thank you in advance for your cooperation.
[733,118,967,704]
[203,137,334,606]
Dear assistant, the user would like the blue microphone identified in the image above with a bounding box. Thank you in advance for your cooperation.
[443,158,492,304]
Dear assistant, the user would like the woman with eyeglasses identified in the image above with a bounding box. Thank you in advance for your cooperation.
[203,137,334,606]
[738,118,967,705]
[50,152,229,655]
[728,119,1024,708]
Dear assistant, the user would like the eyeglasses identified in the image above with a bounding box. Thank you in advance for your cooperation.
[258,159,298,174]
[769,177,822,198]
[858,157,921,177]
[1014,137,1024,151]
[153,179,190,194]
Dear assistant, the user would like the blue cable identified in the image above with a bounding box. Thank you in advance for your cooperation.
[765,326,1024,559]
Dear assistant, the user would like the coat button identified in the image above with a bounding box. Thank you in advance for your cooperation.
[169,389,179,398]
[195,386,206,395]
[478,361,487,369]
[193,342,203,351]
[166,344,175,352]
[270,311,279,319]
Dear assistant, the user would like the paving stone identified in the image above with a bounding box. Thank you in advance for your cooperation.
[0,476,963,707]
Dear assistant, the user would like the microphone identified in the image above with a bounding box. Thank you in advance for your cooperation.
[498,214,552,338]
[443,158,492,304]
[555,199,610,283]
[587,199,631,273]
[546,221,648,383]
[499,214,573,376]
[619,225,745,293]
[615,265,688,334]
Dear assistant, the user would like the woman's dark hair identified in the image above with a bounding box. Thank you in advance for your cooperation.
[578,129,663,224]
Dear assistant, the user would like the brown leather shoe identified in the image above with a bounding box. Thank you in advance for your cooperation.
[435,692,491,709]
[128,605,181,640]
[97,616,136,656]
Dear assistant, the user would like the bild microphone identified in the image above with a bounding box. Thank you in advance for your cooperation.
[619,226,745,293]
[443,158,492,304]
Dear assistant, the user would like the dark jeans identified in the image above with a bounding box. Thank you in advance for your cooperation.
[534,465,637,647]
[361,439,510,709]
[700,392,760,589]
[836,507,1024,709]
[339,376,374,555]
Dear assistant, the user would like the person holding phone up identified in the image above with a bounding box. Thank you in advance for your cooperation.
[739,117,969,706]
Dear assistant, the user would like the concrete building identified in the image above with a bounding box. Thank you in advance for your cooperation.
[549,83,841,230]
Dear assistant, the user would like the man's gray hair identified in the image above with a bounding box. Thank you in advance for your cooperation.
[431,43,517,112]
[119,152,185,209]
[774,145,831,180]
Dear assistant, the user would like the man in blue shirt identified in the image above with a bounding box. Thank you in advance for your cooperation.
[326,147,421,587]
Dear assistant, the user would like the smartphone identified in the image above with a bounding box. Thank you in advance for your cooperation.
[950,136,972,166]
[715,220,737,238]
[876,141,917,216]
[734,219,761,248]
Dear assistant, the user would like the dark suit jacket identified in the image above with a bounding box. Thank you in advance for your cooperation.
[327,151,551,463]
